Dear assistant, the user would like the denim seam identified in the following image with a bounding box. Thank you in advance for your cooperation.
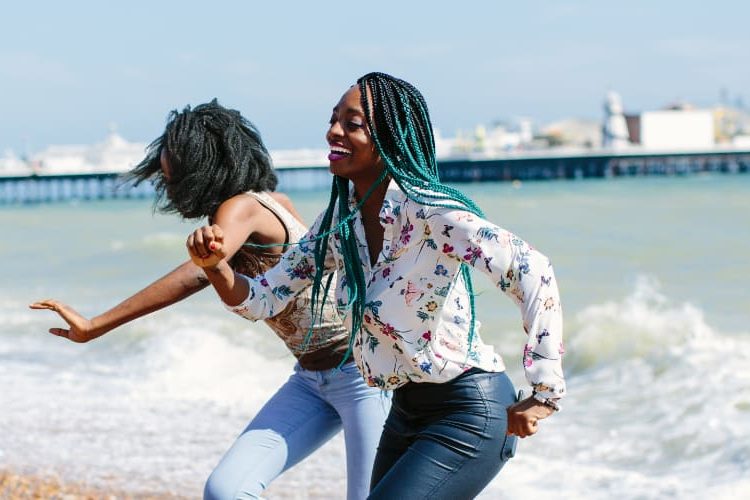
[230,384,340,499]
[421,375,492,499]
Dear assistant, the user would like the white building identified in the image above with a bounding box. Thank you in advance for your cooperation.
[0,150,30,176]
[441,120,534,158]
[639,109,715,150]
[602,91,631,150]
[541,118,602,149]
[31,131,146,175]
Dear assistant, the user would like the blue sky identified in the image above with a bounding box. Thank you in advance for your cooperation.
[1,1,748,154]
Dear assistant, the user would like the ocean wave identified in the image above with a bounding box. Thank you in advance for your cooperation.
[526,275,750,497]
[564,275,743,374]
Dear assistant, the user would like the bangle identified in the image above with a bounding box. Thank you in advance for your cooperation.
[532,393,561,412]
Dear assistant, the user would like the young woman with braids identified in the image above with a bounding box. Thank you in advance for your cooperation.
[29,100,388,500]
[187,73,566,498]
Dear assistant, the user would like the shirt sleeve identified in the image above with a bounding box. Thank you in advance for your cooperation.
[224,210,337,321]
[426,206,566,400]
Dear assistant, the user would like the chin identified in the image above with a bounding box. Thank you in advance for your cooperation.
[328,163,351,180]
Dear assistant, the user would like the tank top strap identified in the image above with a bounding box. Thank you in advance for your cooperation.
[244,191,306,244]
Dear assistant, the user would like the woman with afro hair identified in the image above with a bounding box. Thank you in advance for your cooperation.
[31,99,388,500]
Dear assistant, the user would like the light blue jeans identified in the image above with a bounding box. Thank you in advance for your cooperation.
[204,361,389,500]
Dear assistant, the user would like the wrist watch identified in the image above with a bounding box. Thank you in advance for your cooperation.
[532,392,561,412]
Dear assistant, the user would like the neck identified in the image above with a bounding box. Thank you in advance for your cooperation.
[352,174,389,216]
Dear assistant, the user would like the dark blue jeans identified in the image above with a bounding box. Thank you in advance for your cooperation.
[369,369,517,499]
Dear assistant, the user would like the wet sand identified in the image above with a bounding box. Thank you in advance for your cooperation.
[0,470,188,500]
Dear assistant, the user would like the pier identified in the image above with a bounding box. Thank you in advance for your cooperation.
[1,148,748,205]
[437,148,750,182]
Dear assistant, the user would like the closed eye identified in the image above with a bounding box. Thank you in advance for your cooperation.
[346,121,364,131]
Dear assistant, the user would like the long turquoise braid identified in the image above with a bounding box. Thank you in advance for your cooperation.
[357,72,484,359]
[254,72,486,363]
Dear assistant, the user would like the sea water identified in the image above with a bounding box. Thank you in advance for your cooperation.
[1,174,748,499]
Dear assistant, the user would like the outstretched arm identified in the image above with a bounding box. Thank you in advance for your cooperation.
[29,193,262,342]
[29,261,209,343]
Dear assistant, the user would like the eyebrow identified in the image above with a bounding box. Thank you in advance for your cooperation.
[332,106,363,114]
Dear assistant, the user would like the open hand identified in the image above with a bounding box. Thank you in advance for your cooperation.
[28,299,98,343]
[506,396,556,438]
[187,224,227,269]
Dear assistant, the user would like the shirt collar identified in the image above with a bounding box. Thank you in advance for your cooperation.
[345,177,407,220]
[380,178,407,219]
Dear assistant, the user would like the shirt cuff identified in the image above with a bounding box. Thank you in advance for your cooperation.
[222,276,257,320]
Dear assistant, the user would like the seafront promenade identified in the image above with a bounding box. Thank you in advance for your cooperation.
[1,147,749,204]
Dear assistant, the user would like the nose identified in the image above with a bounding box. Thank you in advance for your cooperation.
[326,119,343,143]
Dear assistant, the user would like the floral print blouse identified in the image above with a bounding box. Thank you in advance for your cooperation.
[226,180,565,400]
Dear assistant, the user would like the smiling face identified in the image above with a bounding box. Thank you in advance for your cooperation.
[325,85,384,187]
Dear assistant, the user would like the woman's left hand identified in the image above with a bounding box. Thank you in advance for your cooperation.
[506,397,556,438]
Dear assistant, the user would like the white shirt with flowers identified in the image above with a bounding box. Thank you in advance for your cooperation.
[226,180,565,400]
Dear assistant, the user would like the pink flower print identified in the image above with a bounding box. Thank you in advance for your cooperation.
[523,344,533,367]
[260,278,269,287]
[463,246,483,265]
[383,215,395,224]
[364,314,371,324]
[382,267,391,278]
[422,330,432,341]
[442,243,454,254]
[381,323,398,340]
[402,281,423,306]
[290,262,314,279]
[400,223,414,244]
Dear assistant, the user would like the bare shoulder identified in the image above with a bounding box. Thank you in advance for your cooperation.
[213,192,266,223]
[268,192,305,224]
[268,191,292,208]
[212,192,289,250]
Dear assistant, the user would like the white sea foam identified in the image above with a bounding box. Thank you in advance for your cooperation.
[0,306,307,494]
[478,277,750,499]
[3,278,748,498]
[3,178,748,498]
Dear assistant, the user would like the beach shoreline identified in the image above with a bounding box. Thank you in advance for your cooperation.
[0,469,188,500]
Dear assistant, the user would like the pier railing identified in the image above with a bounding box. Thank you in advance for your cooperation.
[2,149,748,205]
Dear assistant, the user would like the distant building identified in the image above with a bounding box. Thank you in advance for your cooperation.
[30,130,146,175]
[270,148,328,168]
[0,150,29,175]
[602,91,631,150]
[441,120,534,158]
[713,105,750,145]
[624,114,641,144]
[640,107,714,150]
[540,118,601,149]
